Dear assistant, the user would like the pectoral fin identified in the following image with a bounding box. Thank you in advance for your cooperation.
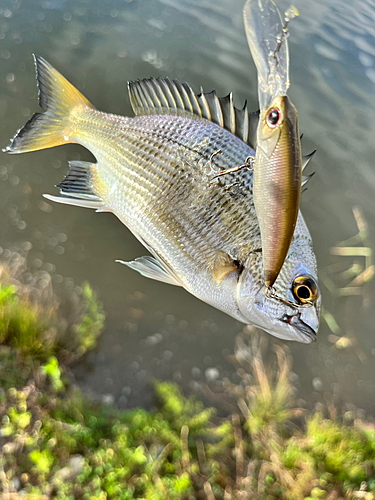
[116,256,182,287]
[212,251,240,285]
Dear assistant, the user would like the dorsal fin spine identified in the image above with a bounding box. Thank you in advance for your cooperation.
[243,102,249,144]
[160,79,177,109]
[178,82,193,113]
[205,90,221,126]
[152,79,169,108]
[198,88,211,121]
[140,84,153,110]
[166,79,184,110]
[144,80,159,109]
[128,82,139,114]
[213,92,223,127]
[150,82,160,108]
[229,93,235,134]
[302,149,316,171]
[133,85,146,112]
[182,82,201,116]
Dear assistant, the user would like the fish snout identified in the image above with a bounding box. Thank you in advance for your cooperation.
[281,310,318,343]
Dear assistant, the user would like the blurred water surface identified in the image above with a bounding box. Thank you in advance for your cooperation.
[0,0,375,415]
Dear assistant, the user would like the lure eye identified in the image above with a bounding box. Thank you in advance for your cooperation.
[292,276,318,304]
[266,108,280,127]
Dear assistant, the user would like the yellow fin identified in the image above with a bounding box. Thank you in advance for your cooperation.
[4,55,94,154]
[212,250,239,285]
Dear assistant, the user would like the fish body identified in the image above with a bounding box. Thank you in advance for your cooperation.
[244,0,302,287]
[4,57,320,342]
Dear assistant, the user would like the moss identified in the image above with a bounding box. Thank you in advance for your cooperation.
[40,357,64,392]
[73,282,105,355]
[306,414,375,487]
[0,282,54,357]
[0,257,104,363]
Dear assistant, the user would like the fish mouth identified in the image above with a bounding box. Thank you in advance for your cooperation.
[237,277,319,343]
[281,312,317,343]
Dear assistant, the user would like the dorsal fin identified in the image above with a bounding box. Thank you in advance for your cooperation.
[301,172,315,188]
[128,78,259,149]
[302,149,316,172]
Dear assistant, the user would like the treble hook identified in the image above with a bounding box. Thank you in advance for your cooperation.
[210,156,254,182]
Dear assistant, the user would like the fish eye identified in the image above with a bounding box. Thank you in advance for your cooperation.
[266,108,280,127]
[292,276,318,304]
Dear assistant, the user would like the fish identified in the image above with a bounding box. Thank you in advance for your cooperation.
[3,55,320,343]
[244,0,303,288]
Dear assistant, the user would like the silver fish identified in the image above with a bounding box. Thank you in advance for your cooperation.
[4,56,320,342]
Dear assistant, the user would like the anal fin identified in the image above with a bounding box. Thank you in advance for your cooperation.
[43,193,104,209]
[117,256,182,287]
[44,160,106,210]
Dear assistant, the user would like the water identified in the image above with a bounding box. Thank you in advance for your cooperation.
[0,0,375,416]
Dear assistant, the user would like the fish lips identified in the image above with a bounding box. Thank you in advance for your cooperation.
[236,267,320,343]
[250,285,319,343]
[280,311,317,343]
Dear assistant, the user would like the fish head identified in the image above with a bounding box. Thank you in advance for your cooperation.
[236,245,320,343]
[257,94,298,159]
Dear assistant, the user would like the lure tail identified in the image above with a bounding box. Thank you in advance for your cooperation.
[3,55,94,154]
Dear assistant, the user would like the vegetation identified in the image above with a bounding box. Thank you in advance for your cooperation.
[0,252,374,499]
[0,253,104,362]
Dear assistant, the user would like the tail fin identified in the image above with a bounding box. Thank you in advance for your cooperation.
[3,55,94,154]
